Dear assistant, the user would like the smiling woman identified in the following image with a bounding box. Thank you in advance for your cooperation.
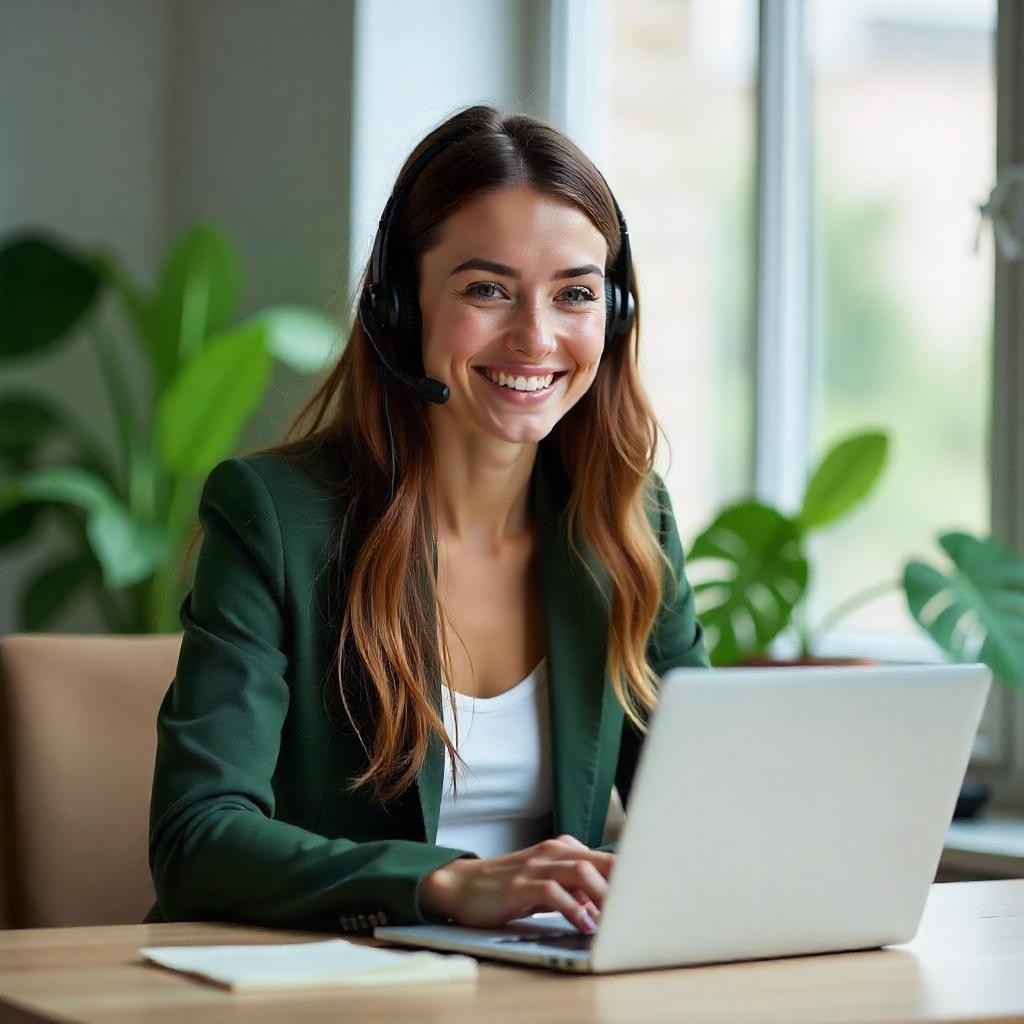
[147,104,709,940]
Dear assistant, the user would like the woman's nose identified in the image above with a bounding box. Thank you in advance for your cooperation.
[505,300,556,358]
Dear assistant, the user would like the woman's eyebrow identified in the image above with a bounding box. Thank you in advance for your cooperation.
[448,257,604,281]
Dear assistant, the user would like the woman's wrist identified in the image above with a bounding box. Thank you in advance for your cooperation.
[419,857,472,922]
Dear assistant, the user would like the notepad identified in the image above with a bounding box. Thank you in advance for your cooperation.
[139,939,478,991]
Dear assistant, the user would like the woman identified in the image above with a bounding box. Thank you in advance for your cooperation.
[147,104,710,938]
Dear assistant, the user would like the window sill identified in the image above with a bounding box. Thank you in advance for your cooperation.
[940,810,1024,880]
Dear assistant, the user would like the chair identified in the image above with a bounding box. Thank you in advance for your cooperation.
[0,633,182,929]
[0,631,626,929]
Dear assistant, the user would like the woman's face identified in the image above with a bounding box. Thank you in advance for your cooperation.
[417,184,608,447]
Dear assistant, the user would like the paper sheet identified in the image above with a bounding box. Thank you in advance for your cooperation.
[139,938,478,991]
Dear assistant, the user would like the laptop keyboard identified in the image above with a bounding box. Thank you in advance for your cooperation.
[493,931,595,950]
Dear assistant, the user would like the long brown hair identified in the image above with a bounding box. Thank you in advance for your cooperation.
[189,104,673,805]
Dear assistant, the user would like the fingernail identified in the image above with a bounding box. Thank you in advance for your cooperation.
[580,910,597,934]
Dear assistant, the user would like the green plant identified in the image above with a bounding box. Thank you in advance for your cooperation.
[0,223,341,634]
[686,430,1024,687]
[901,533,1024,686]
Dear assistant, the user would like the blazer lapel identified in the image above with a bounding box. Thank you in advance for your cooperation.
[415,446,623,848]
[416,708,448,845]
[533,450,622,845]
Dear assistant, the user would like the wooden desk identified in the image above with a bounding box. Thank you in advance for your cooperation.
[1,880,1022,1024]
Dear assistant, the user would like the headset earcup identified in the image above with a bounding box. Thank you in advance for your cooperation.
[604,277,618,345]
[620,285,635,342]
[605,276,626,346]
[373,281,401,333]
[604,274,635,349]
[359,286,382,339]
[396,278,421,354]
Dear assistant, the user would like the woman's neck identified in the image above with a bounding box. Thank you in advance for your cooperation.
[430,433,538,550]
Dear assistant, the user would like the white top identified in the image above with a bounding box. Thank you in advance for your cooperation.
[434,657,554,858]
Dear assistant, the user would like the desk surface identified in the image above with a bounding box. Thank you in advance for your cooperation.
[1,880,1022,1024]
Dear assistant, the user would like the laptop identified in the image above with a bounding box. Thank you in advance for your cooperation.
[374,662,993,973]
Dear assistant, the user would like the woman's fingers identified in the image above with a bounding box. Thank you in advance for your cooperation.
[434,843,615,931]
[571,887,601,920]
[521,877,598,933]
[590,853,616,882]
[532,836,617,881]
[521,857,610,912]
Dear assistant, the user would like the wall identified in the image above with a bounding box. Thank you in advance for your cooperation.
[0,0,553,635]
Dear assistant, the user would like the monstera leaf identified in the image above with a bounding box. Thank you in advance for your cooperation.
[687,501,810,665]
[905,532,1024,687]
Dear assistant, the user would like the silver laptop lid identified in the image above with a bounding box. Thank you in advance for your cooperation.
[592,663,992,973]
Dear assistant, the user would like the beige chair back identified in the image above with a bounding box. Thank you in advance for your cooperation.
[0,633,181,928]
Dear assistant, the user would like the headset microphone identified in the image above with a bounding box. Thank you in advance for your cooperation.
[357,285,451,404]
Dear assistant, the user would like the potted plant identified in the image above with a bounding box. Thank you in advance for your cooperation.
[685,430,891,667]
[686,429,1024,678]
[0,223,341,634]
[684,429,1024,816]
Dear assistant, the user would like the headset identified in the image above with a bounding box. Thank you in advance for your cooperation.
[357,123,636,500]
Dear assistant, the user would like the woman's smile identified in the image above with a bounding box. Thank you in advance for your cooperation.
[471,365,571,406]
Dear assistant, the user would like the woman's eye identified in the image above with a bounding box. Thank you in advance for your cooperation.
[561,286,599,306]
[464,282,599,305]
[465,282,505,300]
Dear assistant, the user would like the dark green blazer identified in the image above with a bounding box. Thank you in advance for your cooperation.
[147,442,709,934]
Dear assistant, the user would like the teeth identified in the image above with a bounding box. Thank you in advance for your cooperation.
[482,369,556,391]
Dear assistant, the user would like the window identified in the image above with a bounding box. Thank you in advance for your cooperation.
[604,0,759,542]
[551,0,1023,805]
[807,0,996,650]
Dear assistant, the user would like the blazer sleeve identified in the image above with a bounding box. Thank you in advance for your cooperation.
[594,472,711,853]
[148,458,478,932]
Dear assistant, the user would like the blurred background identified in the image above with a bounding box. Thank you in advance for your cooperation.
[1,0,1022,812]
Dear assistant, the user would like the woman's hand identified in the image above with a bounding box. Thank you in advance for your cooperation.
[419,834,614,934]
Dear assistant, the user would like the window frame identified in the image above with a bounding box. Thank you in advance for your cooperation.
[988,0,1024,809]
